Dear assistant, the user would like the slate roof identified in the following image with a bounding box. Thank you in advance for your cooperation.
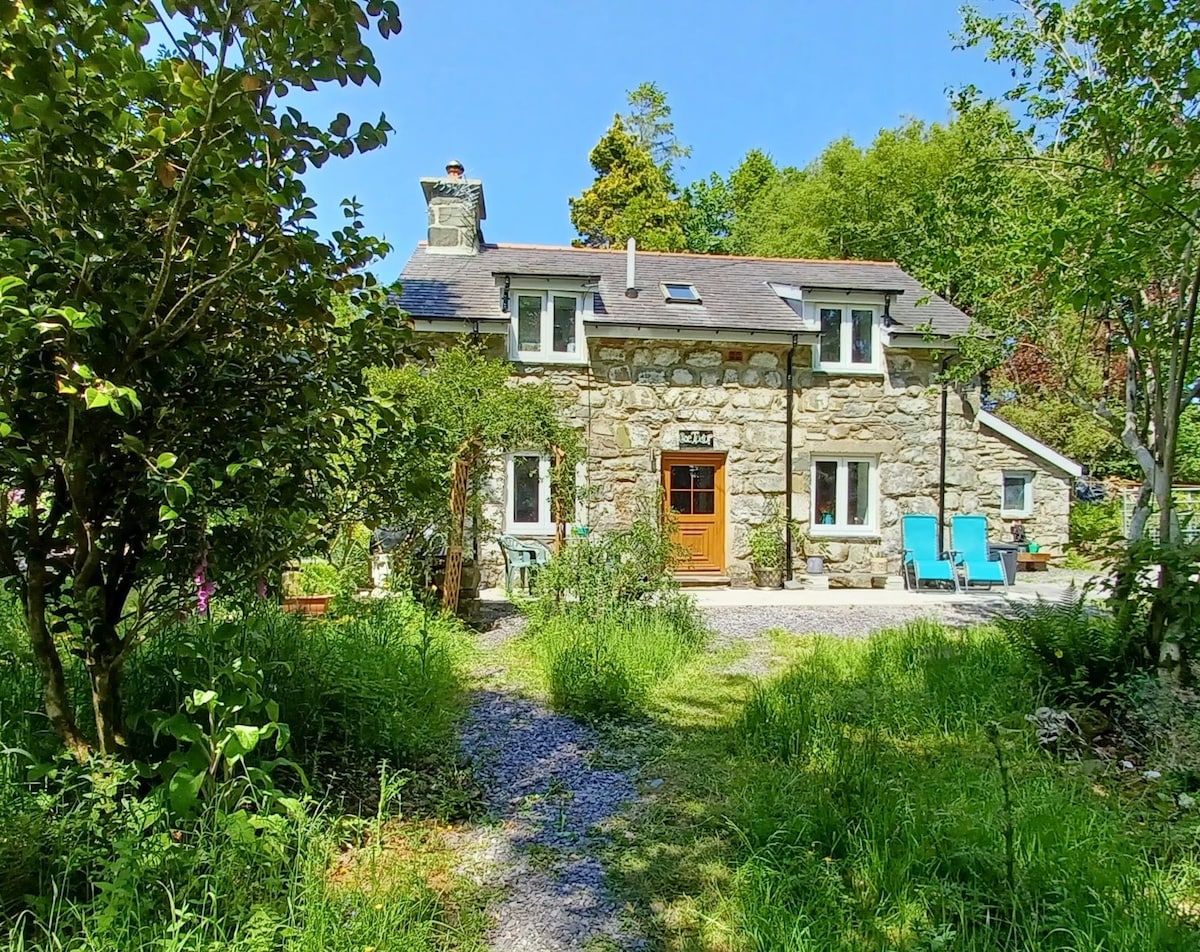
[397,242,970,338]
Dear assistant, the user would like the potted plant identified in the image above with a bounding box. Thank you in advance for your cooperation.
[282,560,338,615]
[803,535,827,576]
[748,514,786,589]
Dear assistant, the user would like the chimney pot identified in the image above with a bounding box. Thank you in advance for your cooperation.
[446,159,464,179]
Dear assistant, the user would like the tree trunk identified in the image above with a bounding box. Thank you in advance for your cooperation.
[88,654,125,757]
[25,564,90,760]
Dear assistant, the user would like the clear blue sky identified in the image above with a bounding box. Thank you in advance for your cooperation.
[300,1,1008,282]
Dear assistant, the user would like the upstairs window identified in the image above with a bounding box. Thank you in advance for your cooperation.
[663,282,701,304]
[815,305,878,371]
[511,291,585,363]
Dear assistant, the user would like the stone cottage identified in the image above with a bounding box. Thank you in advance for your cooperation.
[398,167,1081,586]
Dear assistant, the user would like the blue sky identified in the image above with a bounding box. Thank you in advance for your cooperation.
[300,1,1008,282]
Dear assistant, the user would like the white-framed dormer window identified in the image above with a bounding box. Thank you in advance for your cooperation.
[813,303,881,372]
[811,456,878,537]
[506,453,555,535]
[1001,470,1034,518]
[510,290,586,363]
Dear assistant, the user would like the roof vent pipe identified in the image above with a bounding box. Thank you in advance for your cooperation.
[625,237,638,298]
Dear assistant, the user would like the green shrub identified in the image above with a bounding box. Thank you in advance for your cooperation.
[1069,497,1122,551]
[995,589,1141,707]
[532,598,707,719]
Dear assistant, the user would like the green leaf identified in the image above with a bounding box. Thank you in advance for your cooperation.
[330,112,351,137]
[156,452,178,469]
[167,767,205,817]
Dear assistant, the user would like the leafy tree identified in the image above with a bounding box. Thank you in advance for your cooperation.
[569,115,687,251]
[961,0,1200,544]
[622,81,691,170]
[0,0,403,756]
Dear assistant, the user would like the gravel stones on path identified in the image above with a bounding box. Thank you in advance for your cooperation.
[455,674,642,949]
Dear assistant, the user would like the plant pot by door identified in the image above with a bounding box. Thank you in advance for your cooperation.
[752,565,783,589]
[806,556,825,576]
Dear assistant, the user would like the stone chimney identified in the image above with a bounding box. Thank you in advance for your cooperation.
[420,160,486,255]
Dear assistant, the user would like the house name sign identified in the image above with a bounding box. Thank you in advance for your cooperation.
[678,429,715,449]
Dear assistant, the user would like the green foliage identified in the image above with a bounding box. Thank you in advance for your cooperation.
[294,560,341,596]
[0,597,481,946]
[532,601,707,720]
[665,623,1198,950]
[0,0,405,753]
[961,1,1200,544]
[1109,537,1200,665]
[996,590,1142,707]
[1070,498,1123,552]
[997,395,1136,480]
[622,81,691,170]
[747,509,797,570]
[368,344,581,577]
[569,115,688,251]
[531,502,687,615]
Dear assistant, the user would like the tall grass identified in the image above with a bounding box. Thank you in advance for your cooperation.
[723,621,1200,950]
[0,593,485,951]
[526,596,707,719]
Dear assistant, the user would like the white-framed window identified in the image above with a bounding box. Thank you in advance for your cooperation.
[662,282,701,304]
[506,453,555,534]
[509,290,586,363]
[811,457,877,536]
[1001,470,1034,518]
[813,304,880,371]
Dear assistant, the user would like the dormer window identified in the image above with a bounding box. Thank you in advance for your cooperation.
[663,282,701,304]
[813,303,881,372]
[509,289,587,364]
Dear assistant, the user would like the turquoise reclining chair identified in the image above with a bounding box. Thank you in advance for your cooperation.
[950,515,1008,592]
[901,514,959,592]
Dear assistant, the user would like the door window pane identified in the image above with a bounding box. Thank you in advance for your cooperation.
[517,295,541,353]
[851,309,873,364]
[692,466,715,490]
[670,466,692,490]
[552,296,576,353]
[847,460,870,525]
[693,491,715,515]
[819,308,842,364]
[670,490,693,514]
[815,460,838,525]
[512,456,541,523]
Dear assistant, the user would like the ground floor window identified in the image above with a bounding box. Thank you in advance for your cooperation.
[506,453,554,534]
[1001,470,1034,518]
[811,457,877,535]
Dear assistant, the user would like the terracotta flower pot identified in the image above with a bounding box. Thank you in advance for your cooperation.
[282,594,333,616]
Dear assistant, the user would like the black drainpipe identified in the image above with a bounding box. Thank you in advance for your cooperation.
[936,356,950,558]
[785,334,798,581]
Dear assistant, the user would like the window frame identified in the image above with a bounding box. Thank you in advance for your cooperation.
[809,456,879,537]
[809,299,882,373]
[505,452,556,535]
[662,282,702,304]
[1000,470,1035,518]
[507,289,588,364]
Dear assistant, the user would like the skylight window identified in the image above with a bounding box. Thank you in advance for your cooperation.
[662,282,701,303]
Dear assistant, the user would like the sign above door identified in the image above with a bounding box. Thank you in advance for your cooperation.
[678,429,715,449]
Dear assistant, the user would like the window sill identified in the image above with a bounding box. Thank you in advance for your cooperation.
[504,525,558,538]
[812,366,884,377]
[808,527,880,540]
[511,354,589,367]
[1000,512,1033,520]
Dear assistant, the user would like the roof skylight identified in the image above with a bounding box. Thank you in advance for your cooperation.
[662,282,701,304]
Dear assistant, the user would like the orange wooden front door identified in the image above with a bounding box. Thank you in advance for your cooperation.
[662,452,726,574]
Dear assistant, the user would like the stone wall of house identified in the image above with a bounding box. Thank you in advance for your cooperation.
[419,334,1074,587]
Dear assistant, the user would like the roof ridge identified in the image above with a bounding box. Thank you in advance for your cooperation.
[474,242,899,267]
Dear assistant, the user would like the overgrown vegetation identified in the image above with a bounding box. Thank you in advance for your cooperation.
[519,506,708,719]
[607,621,1200,951]
[0,593,486,951]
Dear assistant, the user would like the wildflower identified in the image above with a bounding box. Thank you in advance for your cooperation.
[373,903,383,911]
[1053,649,1064,659]
[257,577,268,599]
[1144,769,1162,781]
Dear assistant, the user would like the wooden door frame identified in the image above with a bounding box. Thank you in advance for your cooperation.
[661,451,727,574]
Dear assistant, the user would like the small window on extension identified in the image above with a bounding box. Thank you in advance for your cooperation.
[662,282,701,304]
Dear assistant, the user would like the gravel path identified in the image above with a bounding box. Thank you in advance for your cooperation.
[455,629,642,950]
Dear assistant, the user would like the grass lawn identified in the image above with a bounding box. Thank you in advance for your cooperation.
[595,620,1200,951]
